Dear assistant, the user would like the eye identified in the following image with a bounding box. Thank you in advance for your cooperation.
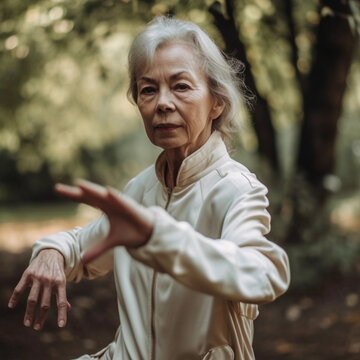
[174,83,190,91]
[140,86,156,95]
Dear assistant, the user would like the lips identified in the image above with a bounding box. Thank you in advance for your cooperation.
[154,123,181,130]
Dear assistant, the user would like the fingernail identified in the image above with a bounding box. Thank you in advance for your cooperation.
[34,323,40,331]
[24,320,31,327]
[8,301,14,309]
[58,320,65,328]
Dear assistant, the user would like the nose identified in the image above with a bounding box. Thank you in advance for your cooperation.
[156,88,175,113]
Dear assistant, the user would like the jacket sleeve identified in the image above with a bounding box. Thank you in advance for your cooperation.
[128,184,290,304]
[29,175,147,282]
[31,215,112,282]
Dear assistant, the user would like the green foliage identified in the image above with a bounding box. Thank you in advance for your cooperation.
[0,0,143,200]
[1,0,359,199]
[268,173,360,290]
[0,0,216,202]
[288,229,360,289]
[0,0,359,206]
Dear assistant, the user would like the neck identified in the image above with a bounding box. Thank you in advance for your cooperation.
[164,150,185,190]
[162,131,213,189]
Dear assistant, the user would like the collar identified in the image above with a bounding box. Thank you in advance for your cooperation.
[155,131,229,189]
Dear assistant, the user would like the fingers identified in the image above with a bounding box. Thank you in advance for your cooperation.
[77,180,117,211]
[56,180,130,216]
[24,280,41,328]
[107,189,154,239]
[22,283,69,330]
[8,272,30,309]
[107,188,132,211]
[56,286,69,328]
[55,180,109,211]
[76,179,107,195]
[105,188,145,226]
[33,285,51,330]
[55,183,84,201]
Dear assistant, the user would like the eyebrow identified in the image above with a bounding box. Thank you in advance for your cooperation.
[138,71,193,84]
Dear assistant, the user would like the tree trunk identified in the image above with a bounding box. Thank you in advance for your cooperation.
[209,0,279,170]
[297,0,358,189]
[287,1,358,244]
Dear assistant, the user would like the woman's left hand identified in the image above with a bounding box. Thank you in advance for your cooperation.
[55,180,154,264]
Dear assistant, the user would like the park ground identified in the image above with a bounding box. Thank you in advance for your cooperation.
[0,204,359,360]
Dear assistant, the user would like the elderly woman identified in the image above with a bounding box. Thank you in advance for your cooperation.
[9,16,290,360]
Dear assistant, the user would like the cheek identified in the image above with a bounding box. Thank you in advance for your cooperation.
[138,98,156,117]
[141,115,153,134]
[142,121,155,144]
[138,102,151,120]
[137,106,152,134]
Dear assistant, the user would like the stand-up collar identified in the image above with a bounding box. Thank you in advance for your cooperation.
[155,131,229,189]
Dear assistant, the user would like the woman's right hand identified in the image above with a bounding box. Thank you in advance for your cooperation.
[8,249,71,331]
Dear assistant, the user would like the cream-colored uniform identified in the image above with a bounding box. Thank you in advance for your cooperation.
[32,132,290,360]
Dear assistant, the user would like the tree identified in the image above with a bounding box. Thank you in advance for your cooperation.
[0,0,358,212]
[209,0,359,244]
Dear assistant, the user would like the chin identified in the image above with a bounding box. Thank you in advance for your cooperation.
[156,141,184,150]
[152,137,186,150]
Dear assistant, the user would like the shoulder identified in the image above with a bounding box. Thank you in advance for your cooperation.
[123,165,158,201]
[203,156,267,200]
[220,159,265,191]
[198,157,269,221]
[198,157,270,235]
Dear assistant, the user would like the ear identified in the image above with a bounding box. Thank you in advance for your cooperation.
[210,98,225,121]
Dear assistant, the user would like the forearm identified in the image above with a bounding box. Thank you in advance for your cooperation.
[129,207,290,304]
[31,216,113,282]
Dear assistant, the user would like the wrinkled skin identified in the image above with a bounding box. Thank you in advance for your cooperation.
[8,248,70,330]
[8,180,154,329]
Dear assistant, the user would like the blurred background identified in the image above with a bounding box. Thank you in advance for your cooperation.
[1,0,359,359]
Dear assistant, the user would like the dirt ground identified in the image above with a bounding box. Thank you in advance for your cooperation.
[1,217,360,359]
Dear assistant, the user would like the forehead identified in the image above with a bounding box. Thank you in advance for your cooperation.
[137,41,206,80]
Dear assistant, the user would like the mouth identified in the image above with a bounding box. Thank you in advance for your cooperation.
[154,123,181,131]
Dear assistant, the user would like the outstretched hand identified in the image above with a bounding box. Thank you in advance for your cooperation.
[55,179,154,264]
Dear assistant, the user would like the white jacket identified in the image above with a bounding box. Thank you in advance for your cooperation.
[32,131,290,360]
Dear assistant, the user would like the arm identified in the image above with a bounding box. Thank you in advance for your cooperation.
[53,180,154,264]
[56,179,289,304]
[8,198,113,331]
[31,215,113,282]
[129,184,290,304]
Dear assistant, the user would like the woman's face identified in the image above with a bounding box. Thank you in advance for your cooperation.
[136,42,223,159]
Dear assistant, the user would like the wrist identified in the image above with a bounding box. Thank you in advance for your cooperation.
[38,248,65,266]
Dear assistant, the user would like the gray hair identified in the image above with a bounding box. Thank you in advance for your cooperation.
[127,16,246,142]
